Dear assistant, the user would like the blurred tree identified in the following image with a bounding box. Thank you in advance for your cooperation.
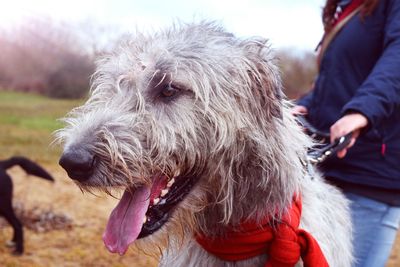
[0,17,117,99]
[276,48,317,100]
[1,19,317,100]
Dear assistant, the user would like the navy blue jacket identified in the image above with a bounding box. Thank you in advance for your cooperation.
[299,0,400,191]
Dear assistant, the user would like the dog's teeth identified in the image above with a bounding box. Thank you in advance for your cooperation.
[143,216,147,224]
[167,178,175,188]
[161,189,169,197]
[153,198,160,205]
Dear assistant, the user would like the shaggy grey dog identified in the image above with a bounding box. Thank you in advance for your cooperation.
[57,22,352,266]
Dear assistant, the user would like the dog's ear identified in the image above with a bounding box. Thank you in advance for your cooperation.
[246,67,283,120]
[240,38,283,120]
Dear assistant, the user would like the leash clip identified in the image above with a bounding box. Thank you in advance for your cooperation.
[296,115,353,164]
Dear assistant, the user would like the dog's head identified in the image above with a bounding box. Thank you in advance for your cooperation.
[57,21,304,255]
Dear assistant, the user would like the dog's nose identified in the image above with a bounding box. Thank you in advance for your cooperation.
[59,147,95,182]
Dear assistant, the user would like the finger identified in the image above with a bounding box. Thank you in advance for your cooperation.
[352,130,360,139]
[299,108,308,115]
[337,136,356,158]
[330,125,342,143]
[337,149,347,158]
[291,106,308,115]
[330,130,337,143]
[330,132,344,144]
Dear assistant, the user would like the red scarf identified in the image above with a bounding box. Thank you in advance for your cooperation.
[196,196,329,267]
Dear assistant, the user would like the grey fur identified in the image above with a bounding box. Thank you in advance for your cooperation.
[57,21,353,266]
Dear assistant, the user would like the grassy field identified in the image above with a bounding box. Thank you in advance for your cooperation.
[0,91,81,164]
[0,90,399,266]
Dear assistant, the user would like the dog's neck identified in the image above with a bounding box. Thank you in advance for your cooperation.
[199,157,302,233]
[194,112,309,236]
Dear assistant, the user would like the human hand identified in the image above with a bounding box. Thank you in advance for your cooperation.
[291,105,308,115]
[330,113,368,158]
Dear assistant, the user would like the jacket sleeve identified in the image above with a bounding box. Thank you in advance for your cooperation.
[296,90,315,108]
[342,0,400,128]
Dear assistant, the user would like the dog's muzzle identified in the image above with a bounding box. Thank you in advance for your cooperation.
[59,146,96,182]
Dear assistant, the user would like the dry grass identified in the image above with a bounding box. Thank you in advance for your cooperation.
[0,167,158,266]
[0,90,399,266]
[388,235,400,267]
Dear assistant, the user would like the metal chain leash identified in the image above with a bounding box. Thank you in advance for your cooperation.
[296,115,353,164]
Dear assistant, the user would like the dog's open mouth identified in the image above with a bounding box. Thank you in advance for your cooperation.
[102,173,197,255]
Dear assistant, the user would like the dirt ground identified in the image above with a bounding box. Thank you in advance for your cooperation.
[0,166,158,267]
[388,236,400,267]
[1,166,400,266]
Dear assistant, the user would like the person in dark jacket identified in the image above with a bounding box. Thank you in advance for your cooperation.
[293,0,400,266]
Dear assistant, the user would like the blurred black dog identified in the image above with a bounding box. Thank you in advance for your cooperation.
[0,156,54,255]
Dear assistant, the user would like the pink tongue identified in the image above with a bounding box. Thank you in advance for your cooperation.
[102,186,150,255]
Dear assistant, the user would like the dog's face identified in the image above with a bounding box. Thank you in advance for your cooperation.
[58,22,282,255]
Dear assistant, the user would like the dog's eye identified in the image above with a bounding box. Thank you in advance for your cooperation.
[160,84,179,98]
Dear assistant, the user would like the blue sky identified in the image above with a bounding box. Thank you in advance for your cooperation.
[0,0,325,50]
